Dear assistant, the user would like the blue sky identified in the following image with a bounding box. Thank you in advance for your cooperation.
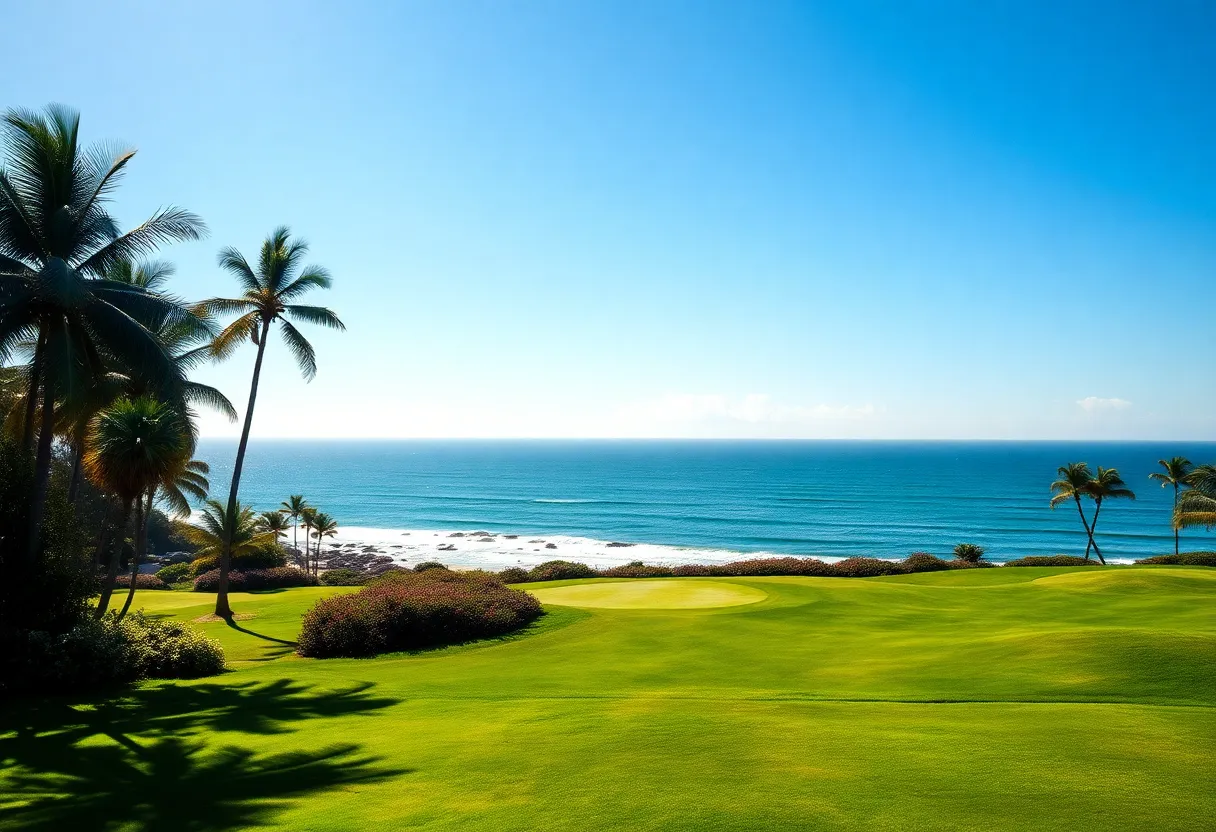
[3,1,1213,439]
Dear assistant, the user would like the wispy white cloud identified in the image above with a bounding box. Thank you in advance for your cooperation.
[1077,396,1131,412]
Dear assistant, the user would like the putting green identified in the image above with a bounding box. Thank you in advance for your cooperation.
[530,578,768,609]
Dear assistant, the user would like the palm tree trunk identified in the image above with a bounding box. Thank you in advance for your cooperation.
[21,329,44,450]
[118,491,154,621]
[216,318,271,619]
[27,368,56,563]
[95,498,133,618]
[1174,484,1180,557]
[1073,495,1098,560]
[293,520,299,567]
[67,433,84,506]
[1088,498,1106,564]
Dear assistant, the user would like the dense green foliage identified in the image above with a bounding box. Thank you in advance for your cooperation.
[155,561,194,583]
[1137,551,1216,566]
[1004,555,1100,567]
[297,569,543,658]
[319,568,367,586]
[193,567,317,592]
[4,568,1210,830]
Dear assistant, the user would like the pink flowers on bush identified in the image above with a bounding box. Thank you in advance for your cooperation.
[192,566,318,592]
[114,573,170,590]
[297,568,543,658]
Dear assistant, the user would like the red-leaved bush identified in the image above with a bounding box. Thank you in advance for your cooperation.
[193,567,318,592]
[297,569,543,658]
[114,573,169,590]
[598,563,676,578]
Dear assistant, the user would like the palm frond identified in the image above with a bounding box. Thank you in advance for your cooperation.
[216,246,263,293]
[277,319,317,381]
[76,206,206,276]
[210,313,259,361]
[284,304,345,331]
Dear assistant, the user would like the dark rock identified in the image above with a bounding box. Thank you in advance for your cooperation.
[606,542,634,548]
[545,543,557,550]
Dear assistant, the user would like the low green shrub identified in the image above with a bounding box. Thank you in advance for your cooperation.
[413,561,448,572]
[297,569,543,658]
[114,573,169,590]
[1,612,224,696]
[320,568,367,586]
[156,562,193,584]
[953,543,986,563]
[497,567,530,584]
[901,553,952,573]
[528,560,598,581]
[193,567,318,592]
[1004,555,1099,567]
[190,544,288,577]
[599,563,675,578]
[1135,551,1216,567]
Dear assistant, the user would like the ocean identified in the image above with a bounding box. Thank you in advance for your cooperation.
[193,440,1216,569]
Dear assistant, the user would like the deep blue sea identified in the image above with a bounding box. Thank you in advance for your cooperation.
[194,440,1216,569]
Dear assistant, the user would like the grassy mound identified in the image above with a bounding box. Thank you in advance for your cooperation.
[530,578,768,609]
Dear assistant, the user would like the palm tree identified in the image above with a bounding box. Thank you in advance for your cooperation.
[178,499,278,563]
[280,494,309,568]
[259,510,290,548]
[310,512,338,575]
[201,228,343,618]
[1175,464,1216,533]
[83,396,191,617]
[0,105,206,559]
[1149,457,1192,556]
[1050,462,1098,559]
[1083,467,1135,564]
[300,506,318,575]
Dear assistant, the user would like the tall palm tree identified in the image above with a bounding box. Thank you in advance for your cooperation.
[1050,462,1098,559]
[1083,467,1135,564]
[1149,457,1192,556]
[300,505,318,576]
[201,227,343,618]
[310,512,338,576]
[83,396,191,617]
[1175,464,1216,533]
[0,105,206,559]
[178,499,277,563]
[280,494,309,568]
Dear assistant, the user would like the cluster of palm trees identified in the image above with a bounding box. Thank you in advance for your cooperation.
[276,495,338,576]
[0,105,343,621]
[1051,458,1216,563]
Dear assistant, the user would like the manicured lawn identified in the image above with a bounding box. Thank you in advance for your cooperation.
[3,567,1214,830]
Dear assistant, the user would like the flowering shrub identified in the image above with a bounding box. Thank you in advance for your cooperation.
[1136,552,1216,566]
[297,569,543,658]
[830,557,906,577]
[497,567,530,584]
[2,612,224,696]
[193,566,318,592]
[1004,555,1098,567]
[114,573,170,590]
[527,560,598,581]
[155,562,193,584]
[599,563,676,578]
[901,553,952,573]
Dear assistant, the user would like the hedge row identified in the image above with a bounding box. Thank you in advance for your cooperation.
[297,569,542,658]
[193,567,318,592]
[1135,551,1216,567]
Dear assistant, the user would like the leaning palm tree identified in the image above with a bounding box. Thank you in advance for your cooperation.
[177,499,278,563]
[1149,457,1192,556]
[310,512,338,576]
[200,228,343,618]
[1050,462,1098,559]
[0,105,206,559]
[280,495,309,567]
[1083,467,1135,564]
[83,396,191,618]
[1175,464,1216,532]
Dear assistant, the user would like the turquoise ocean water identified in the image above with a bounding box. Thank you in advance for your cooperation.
[194,440,1216,569]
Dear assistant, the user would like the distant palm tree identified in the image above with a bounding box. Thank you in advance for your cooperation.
[0,105,205,559]
[83,396,191,618]
[1175,464,1216,533]
[311,512,338,575]
[1084,467,1135,564]
[259,510,290,548]
[178,499,277,562]
[1050,462,1098,559]
[201,228,344,618]
[281,495,309,568]
[300,506,318,575]
[1149,457,1192,556]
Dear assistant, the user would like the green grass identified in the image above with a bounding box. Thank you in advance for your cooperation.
[3,566,1214,830]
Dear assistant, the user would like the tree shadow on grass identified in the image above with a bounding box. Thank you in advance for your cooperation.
[225,616,298,648]
[0,679,409,831]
